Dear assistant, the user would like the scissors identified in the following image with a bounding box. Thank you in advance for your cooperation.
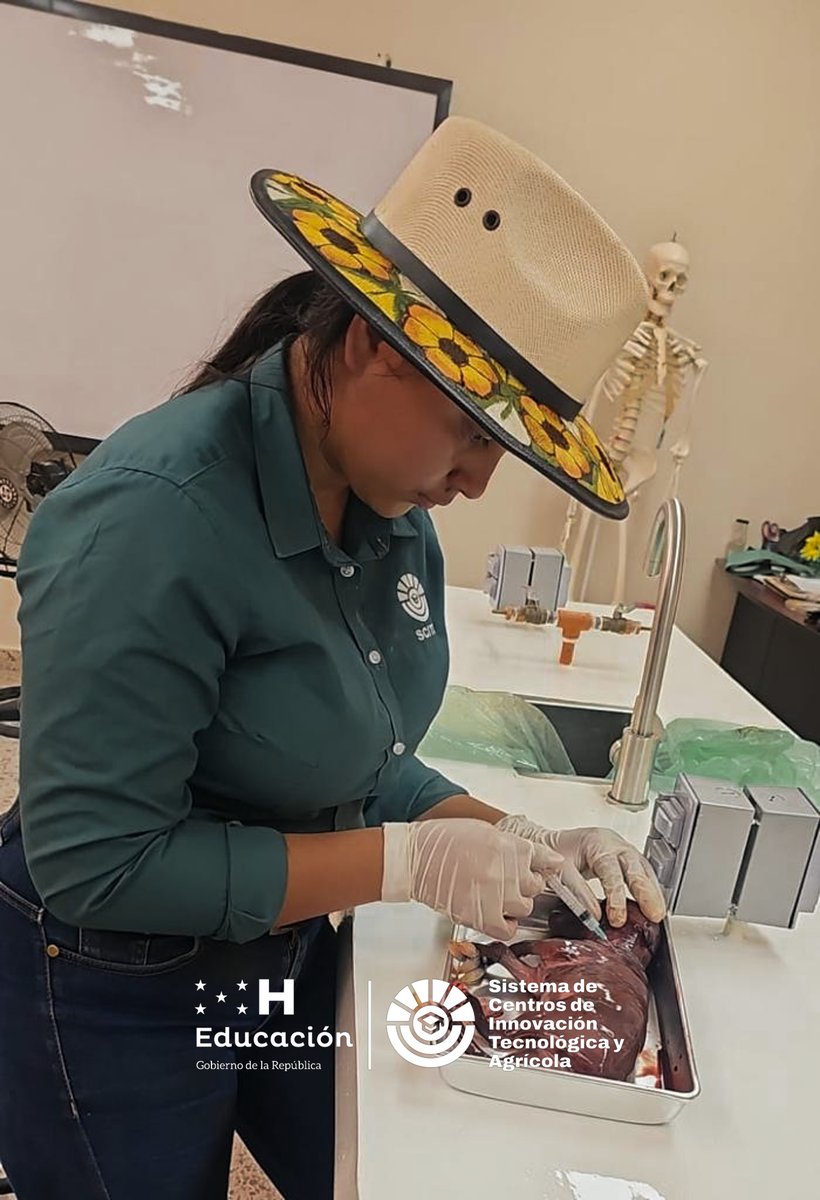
[761,520,781,549]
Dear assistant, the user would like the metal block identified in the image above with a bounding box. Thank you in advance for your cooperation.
[733,786,820,928]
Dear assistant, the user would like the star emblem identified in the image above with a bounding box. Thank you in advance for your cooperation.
[237,981,248,991]
[195,981,205,991]
[195,1004,206,1014]
[237,1004,248,1014]
[216,992,227,1003]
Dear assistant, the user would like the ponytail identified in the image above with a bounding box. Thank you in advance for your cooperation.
[173,269,356,421]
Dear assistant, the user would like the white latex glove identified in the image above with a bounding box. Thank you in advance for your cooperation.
[381,818,563,941]
[495,815,667,928]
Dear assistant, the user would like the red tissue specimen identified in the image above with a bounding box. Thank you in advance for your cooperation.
[450,900,660,1081]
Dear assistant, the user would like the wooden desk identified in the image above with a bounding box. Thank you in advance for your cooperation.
[720,572,820,743]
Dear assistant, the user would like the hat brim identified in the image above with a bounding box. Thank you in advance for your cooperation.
[250,170,628,520]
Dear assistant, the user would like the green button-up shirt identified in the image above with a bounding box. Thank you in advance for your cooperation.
[15,343,463,942]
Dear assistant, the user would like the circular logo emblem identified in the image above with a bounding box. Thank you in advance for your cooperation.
[386,978,475,1067]
[0,477,19,509]
[397,573,429,623]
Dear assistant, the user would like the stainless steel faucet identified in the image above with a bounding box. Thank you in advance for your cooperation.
[607,497,686,809]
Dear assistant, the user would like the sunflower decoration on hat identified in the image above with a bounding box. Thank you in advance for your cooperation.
[250,117,650,518]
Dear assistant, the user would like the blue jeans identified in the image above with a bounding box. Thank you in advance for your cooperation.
[0,801,338,1199]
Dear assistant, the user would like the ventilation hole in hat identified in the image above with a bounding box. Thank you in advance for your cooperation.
[483,210,501,230]
[454,188,472,207]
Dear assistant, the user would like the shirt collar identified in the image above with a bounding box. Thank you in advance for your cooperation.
[249,343,418,562]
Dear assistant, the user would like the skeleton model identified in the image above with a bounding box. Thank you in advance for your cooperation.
[561,238,709,605]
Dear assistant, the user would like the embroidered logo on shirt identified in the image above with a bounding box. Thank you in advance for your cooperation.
[397,573,430,623]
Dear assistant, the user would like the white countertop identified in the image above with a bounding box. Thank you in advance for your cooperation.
[441,585,783,728]
[347,588,817,1200]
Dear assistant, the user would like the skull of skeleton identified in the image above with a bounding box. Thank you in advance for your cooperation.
[644,241,690,318]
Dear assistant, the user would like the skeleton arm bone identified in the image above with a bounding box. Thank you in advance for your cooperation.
[665,337,708,457]
[667,354,709,497]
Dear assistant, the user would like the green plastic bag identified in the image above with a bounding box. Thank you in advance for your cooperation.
[650,718,820,805]
[418,685,575,775]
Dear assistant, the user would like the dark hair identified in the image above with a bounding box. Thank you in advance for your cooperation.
[173,269,356,422]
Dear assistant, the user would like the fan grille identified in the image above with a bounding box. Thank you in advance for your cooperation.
[0,403,78,568]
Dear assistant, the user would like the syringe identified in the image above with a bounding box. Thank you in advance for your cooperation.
[545,872,608,943]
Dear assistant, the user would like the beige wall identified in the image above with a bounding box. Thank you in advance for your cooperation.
[3,0,817,661]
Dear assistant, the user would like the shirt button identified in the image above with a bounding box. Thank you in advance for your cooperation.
[340,564,355,578]
[392,742,406,756]
[368,650,382,665]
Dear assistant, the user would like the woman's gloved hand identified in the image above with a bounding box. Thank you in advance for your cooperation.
[381,818,564,941]
[495,814,667,928]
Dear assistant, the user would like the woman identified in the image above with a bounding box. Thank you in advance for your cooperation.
[0,116,665,1198]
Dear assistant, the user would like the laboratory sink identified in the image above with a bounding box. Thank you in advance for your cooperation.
[515,696,636,781]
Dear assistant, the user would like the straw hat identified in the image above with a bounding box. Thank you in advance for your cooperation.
[250,115,649,518]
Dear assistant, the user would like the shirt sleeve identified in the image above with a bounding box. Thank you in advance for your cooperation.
[16,466,287,944]
[363,752,466,826]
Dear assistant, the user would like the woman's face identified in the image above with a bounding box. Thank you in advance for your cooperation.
[321,316,506,518]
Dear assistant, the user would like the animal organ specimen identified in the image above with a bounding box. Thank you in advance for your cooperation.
[450,900,660,1081]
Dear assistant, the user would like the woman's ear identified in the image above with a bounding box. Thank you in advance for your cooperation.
[375,338,413,377]
[341,314,381,377]
[342,315,411,379]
